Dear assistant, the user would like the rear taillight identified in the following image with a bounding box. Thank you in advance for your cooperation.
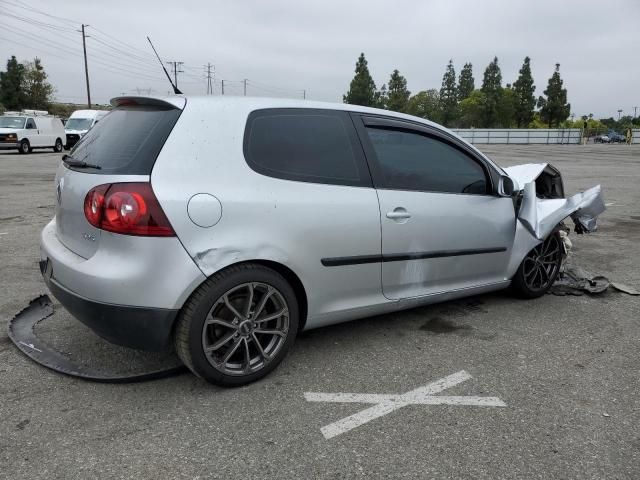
[83,183,175,237]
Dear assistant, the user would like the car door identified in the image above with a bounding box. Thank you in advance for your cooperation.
[352,115,516,300]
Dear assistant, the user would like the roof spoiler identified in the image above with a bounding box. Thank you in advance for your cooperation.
[110,96,185,110]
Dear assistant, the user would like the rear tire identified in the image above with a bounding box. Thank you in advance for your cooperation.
[512,232,563,299]
[174,263,299,387]
[18,140,30,154]
[53,138,63,153]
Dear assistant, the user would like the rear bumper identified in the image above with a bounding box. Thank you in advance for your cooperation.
[39,217,207,351]
[41,262,177,350]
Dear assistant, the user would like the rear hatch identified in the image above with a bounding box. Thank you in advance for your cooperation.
[55,97,184,259]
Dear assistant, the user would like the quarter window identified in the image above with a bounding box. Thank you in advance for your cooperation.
[365,127,489,194]
[244,109,369,187]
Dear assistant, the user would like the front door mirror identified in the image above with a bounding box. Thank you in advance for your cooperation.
[498,175,516,197]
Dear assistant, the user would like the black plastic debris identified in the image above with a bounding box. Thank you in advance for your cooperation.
[550,266,637,296]
[8,295,186,383]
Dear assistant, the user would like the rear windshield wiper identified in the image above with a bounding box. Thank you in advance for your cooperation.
[62,154,101,170]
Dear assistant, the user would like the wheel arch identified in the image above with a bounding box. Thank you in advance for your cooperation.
[182,259,309,331]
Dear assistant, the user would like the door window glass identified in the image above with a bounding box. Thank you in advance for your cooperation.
[366,127,488,194]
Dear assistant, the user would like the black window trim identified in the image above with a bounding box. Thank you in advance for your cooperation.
[351,113,499,196]
[243,108,373,188]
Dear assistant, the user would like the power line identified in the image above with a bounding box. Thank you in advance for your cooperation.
[165,61,184,89]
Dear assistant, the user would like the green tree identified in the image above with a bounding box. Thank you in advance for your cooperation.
[457,62,474,101]
[343,53,378,107]
[22,58,54,109]
[480,56,503,127]
[497,85,516,127]
[512,56,536,127]
[385,69,410,113]
[458,89,485,127]
[407,89,442,122]
[0,56,26,110]
[439,59,458,126]
[537,63,570,128]
[375,84,388,109]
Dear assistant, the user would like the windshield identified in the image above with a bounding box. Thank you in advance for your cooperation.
[65,118,93,131]
[0,117,26,129]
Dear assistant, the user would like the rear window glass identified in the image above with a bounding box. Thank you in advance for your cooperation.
[244,109,369,187]
[69,106,181,174]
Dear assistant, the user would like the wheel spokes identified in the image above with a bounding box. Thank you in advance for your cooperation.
[254,308,288,324]
[206,330,237,352]
[202,282,290,375]
[244,283,254,318]
[252,287,274,320]
[223,294,245,321]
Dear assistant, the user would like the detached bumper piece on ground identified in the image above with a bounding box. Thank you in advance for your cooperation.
[7,295,186,383]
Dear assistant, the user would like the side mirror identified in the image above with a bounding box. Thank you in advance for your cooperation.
[498,175,516,197]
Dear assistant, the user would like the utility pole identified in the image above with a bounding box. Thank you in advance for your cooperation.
[617,109,623,120]
[303,89,306,100]
[634,106,638,118]
[205,63,214,95]
[221,80,224,95]
[80,24,91,108]
[166,61,184,89]
[243,79,247,96]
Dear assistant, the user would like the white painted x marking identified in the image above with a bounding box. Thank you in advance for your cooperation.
[304,370,506,439]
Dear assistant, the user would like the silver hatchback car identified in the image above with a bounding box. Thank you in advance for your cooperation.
[40,96,604,386]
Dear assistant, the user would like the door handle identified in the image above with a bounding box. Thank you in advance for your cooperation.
[386,208,411,220]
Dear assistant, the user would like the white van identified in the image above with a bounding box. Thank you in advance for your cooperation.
[64,109,108,149]
[0,111,66,154]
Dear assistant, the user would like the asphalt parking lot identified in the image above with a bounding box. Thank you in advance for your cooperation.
[1,145,639,479]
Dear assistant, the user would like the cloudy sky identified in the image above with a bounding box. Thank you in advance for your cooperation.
[1,0,638,118]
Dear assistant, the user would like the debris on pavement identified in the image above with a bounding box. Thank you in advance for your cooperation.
[8,295,186,383]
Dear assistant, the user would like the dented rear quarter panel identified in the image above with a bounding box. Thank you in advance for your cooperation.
[151,98,388,329]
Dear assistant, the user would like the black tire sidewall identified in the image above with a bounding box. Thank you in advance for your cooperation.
[19,140,29,154]
[186,266,299,386]
[54,139,63,152]
[512,232,562,299]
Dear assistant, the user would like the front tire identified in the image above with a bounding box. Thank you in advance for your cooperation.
[53,138,63,152]
[18,140,30,154]
[174,264,299,386]
[512,232,563,299]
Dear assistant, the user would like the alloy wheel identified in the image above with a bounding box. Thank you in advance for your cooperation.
[201,282,289,376]
[522,234,562,292]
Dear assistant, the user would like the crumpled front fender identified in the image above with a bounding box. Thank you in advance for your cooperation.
[518,183,605,240]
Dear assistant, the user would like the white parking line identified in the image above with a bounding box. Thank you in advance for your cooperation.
[305,370,506,439]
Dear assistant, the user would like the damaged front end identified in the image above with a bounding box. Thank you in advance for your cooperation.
[504,163,606,241]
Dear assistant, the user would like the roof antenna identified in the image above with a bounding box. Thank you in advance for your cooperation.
[147,36,182,95]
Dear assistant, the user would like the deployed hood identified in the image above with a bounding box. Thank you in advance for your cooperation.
[505,162,605,241]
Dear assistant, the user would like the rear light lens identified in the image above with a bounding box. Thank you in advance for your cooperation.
[83,182,175,236]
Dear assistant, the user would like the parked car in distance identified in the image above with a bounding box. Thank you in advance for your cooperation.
[593,134,610,143]
[607,130,625,143]
[64,109,109,149]
[0,110,65,153]
[39,96,605,386]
